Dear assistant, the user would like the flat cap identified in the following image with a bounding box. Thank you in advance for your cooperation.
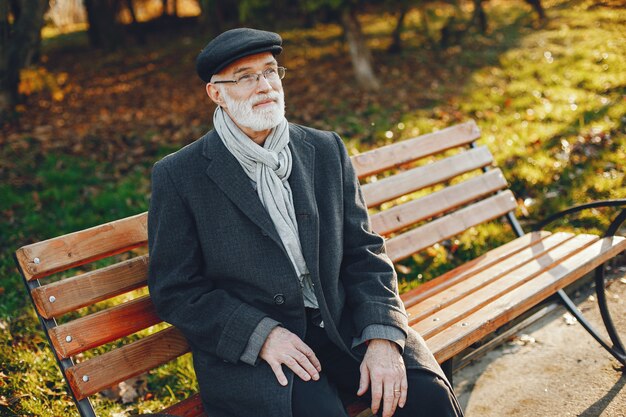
[196,28,283,82]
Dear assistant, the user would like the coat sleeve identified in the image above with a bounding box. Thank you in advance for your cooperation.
[332,133,409,341]
[148,160,276,364]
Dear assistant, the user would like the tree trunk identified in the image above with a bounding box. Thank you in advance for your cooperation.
[0,0,11,118]
[388,1,408,53]
[340,6,380,91]
[472,0,487,33]
[525,0,546,21]
[0,0,47,121]
[162,0,169,16]
[198,0,231,36]
[83,0,123,50]
[8,0,20,20]
[125,0,137,24]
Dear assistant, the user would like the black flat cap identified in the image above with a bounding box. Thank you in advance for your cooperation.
[196,28,283,82]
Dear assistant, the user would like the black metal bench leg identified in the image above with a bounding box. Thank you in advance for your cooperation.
[555,207,626,369]
[558,258,626,366]
[441,357,454,385]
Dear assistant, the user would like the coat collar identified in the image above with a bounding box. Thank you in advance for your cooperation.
[201,124,319,279]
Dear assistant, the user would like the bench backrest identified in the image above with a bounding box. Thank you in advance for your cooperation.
[15,120,517,416]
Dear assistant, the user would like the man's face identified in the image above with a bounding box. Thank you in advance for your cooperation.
[209,52,285,132]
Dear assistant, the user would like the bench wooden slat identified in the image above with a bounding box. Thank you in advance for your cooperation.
[162,394,207,417]
[370,169,508,236]
[414,234,598,338]
[66,326,190,400]
[49,296,160,359]
[16,212,148,281]
[385,191,517,262]
[32,255,149,319]
[361,146,493,208]
[401,231,552,308]
[351,121,481,178]
[425,235,626,362]
[406,232,576,325]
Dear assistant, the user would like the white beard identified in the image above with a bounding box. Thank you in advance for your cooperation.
[220,88,285,132]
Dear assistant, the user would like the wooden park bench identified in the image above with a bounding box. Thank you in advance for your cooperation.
[15,120,626,417]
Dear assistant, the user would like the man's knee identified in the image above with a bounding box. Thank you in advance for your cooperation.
[292,374,349,417]
[393,369,463,417]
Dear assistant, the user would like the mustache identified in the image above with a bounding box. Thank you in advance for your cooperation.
[251,92,281,106]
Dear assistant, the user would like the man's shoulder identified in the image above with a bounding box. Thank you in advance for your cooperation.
[289,123,342,152]
[290,123,337,141]
[154,131,210,171]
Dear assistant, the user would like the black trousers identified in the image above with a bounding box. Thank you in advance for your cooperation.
[292,312,464,417]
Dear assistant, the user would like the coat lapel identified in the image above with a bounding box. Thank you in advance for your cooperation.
[202,126,320,280]
[288,125,321,285]
[202,130,282,247]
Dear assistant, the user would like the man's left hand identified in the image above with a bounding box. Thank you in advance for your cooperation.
[357,339,408,417]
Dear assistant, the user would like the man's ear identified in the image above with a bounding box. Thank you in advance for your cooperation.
[206,83,225,107]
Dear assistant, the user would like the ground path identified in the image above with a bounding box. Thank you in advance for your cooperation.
[456,266,626,417]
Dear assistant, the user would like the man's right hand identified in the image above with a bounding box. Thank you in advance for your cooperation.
[259,326,322,386]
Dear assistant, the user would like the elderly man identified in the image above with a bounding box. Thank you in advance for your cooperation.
[148,28,463,417]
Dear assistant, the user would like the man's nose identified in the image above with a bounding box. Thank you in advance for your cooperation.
[255,74,273,92]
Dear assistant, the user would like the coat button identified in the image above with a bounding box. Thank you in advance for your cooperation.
[273,294,285,305]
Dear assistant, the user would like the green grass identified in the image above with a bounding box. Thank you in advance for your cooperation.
[1,1,625,416]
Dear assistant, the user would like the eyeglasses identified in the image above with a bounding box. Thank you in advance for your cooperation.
[212,67,286,90]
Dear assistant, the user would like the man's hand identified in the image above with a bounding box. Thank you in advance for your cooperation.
[259,326,322,386]
[357,339,408,417]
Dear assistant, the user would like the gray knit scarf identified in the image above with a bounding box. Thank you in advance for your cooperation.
[213,107,318,308]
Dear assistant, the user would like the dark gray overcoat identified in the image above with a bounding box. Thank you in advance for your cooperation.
[148,123,447,417]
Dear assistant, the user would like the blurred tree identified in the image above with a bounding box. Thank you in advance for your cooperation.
[0,0,48,121]
[162,0,178,16]
[125,0,138,23]
[415,1,439,51]
[198,0,240,35]
[388,0,409,53]
[239,0,270,23]
[471,0,487,33]
[440,0,468,48]
[524,0,545,21]
[299,0,380,90]
[83,0,123,49]
[340,3,380,90]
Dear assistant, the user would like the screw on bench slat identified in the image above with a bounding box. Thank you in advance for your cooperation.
[432,317,440,322]
[49,296,56,303]
[461,322,469,327]
[65,335,72,343]
[82,375,89,382]
[33,257,41,264]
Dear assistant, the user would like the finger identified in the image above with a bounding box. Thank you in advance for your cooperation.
[269,361,288,387]
[357,363,370,396]
[295,340,322,372]
[292,350,320,381]
[382,378,396,417]
[283,355,312,382]
[390,383,400,417]
[370,372,383,414]
[399,373,409,408]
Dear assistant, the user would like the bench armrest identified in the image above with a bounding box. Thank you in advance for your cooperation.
[532,199,626,237]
